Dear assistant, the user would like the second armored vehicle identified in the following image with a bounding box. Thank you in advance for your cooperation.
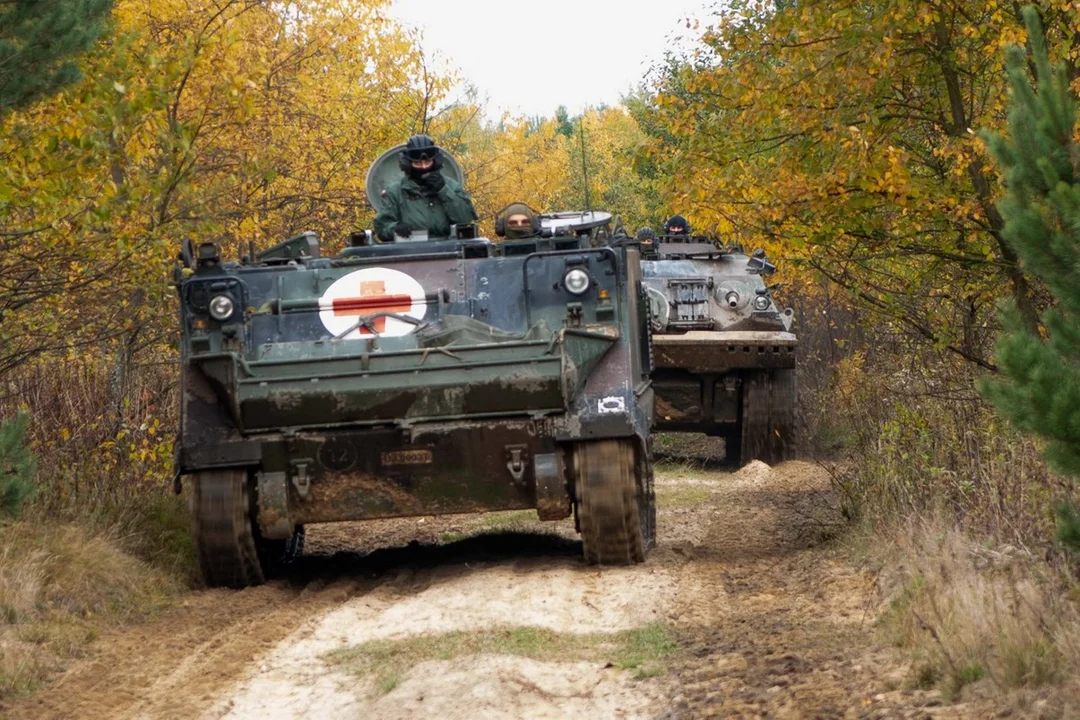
[641,234,796,465]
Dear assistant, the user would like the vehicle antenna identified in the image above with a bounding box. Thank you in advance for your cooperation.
[579,114,591,215]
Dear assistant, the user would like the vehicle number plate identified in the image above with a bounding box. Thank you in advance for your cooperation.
[381,449,433,466]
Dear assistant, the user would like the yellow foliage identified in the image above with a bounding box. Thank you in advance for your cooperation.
[0,0,440,373]
[433,105,661,236]
[636,0,1073,364]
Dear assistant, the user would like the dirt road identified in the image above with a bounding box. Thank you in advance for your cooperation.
[8,460,968,719]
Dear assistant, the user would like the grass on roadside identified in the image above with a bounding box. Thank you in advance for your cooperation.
[110,492,198,584]
[325,621,678,693]
[478,510,538,530]
[654,433,726,465]
[871,522,1080,703]
[0,515,187,702]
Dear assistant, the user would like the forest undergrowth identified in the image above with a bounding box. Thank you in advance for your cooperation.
[0,359,192,705]
[796,308,1080,710]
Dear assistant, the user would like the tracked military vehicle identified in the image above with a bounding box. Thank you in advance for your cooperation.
[641,234,796,465]
[174,147,655,588]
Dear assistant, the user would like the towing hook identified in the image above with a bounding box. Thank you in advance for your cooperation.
[506,447,527,482]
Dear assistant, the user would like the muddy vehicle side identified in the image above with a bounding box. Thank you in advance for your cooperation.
[641,235,796,465]
[175,209,655,587]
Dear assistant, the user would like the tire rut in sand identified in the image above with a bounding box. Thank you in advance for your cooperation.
[661,460,974,718]
[5,581,358,720]
[208,552,683,719]
[207,468,723,719]
[5,515,537,720]
[8,459,977,719]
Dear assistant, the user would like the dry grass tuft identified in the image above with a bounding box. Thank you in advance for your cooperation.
[874,521,1080,710]
[828,355,1070,553]
[654,433,727,466]
[0,520,183,701]
[806,347,1080,712]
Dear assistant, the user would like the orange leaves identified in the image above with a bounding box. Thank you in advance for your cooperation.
[0,0,444,379]
[633,0,1063,365]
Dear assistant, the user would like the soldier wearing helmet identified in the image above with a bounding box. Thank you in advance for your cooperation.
[374,134,478,241]
[635,226,658,244]
[634,226,658,256]
[664,214,690,237]
[495,202,540,239]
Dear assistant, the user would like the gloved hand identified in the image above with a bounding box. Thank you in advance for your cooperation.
[393,222,411,237]
[419,171,445,192]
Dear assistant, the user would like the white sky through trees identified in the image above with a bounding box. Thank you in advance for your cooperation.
[388,0,708,119]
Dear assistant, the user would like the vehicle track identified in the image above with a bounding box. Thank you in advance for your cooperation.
[7,459,982,719]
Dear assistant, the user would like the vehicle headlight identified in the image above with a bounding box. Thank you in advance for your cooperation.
[563,268,591,295]
[753,295,771,311]
[209,294,235,321]
[724,291,740,309]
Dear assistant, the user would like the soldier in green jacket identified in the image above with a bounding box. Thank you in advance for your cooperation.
[374,134,478,241]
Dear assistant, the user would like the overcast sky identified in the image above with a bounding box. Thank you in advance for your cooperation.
[387,0,710,120]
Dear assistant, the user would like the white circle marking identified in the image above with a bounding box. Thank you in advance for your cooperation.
[318,267,427,338]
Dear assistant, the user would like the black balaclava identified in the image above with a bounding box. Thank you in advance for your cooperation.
[664,214,689,236]
[399,134,444,182]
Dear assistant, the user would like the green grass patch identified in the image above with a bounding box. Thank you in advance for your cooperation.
[435,510,543,544]
[655,484,712,509]
[112,493,198,583]
[478,510,539,530]
[944,662,986,700]
[437,510,570,546]
[325,621,678,692]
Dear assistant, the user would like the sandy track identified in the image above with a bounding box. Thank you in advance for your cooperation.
[8,459,973,719]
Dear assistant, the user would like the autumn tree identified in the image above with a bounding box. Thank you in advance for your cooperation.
[558,108,663,230]
[981,8,1080,496]
[0,0,438,377]
[0,0,450,504]
[636,0,1080,368]
[436,105,659,235]
[0,0,113,115]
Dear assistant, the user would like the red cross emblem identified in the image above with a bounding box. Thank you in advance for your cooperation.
[319,268,426,339]
[331,280,413,334]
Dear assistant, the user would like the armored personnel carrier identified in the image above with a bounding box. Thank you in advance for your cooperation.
[641,234,796,465]
[174,147,655,587]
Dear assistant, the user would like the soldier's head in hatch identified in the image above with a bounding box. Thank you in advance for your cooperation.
[398,134,443,178]
[635,227,658,245]
[497,203,539,239]
[664,214,689,236]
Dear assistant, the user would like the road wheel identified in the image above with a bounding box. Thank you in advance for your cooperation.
[191,469,265,589]
[573,438,649,564]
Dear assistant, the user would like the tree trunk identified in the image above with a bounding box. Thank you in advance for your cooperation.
[935,19,1039,333]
